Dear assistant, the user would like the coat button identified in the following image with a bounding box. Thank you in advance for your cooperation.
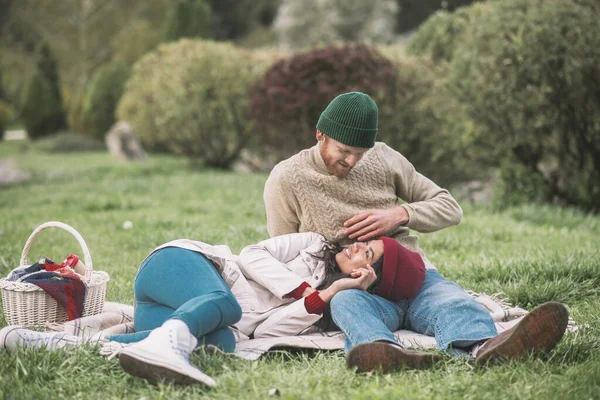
[314,275,319,280]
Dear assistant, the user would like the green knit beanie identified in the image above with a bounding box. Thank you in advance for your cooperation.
[316,92,378,148]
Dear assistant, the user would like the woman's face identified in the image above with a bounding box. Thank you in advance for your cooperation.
[335,240,384,274]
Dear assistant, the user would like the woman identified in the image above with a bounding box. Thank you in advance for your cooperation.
[111,231,426,387]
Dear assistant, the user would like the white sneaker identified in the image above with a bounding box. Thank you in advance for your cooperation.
[118,325,216,387]
[0,325,81,352]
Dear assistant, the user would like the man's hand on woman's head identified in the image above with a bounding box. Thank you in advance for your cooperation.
[343,206,409,241]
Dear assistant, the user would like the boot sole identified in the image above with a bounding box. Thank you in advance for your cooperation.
[119,347,216,387]
[347,342,443,373]
[476,301,569,365]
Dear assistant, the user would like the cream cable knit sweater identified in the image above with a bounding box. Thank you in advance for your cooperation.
[264,142,463,262]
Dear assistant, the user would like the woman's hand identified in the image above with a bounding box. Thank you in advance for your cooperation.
[338,264,377,291]
[317,264,377,303]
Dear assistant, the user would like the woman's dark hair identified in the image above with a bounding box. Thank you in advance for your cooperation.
[309,240,345,331]
[309,240,384,331]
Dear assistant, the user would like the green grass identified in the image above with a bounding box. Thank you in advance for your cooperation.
[1,140,599,400]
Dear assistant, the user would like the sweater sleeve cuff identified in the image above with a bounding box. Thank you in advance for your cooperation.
[304,291,327,315]
[401,204,416,228]
[286,281,311,300]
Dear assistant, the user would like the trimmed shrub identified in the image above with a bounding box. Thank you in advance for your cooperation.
[249,44,398,161]
[164,0,211,42]
[81,60,129,140]
[443,0,600,210]
[20,43,67,139]
[117,39,281,168]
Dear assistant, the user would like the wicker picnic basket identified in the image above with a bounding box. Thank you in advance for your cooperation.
[0,221,110,327]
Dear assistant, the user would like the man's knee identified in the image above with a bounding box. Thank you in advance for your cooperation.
[436,295,491,324]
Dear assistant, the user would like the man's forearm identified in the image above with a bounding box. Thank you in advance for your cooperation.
[402,191,463,233]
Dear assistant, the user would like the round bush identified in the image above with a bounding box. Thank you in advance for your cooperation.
[445,0,600,210]
[117,39,280,168]
[82,60,129,140]
[249,44,398,161]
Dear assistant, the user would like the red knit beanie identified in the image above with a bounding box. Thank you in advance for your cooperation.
[375,237,426,300]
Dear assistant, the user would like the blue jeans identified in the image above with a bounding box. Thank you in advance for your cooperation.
[109,247,242,352]
[330,269,497,353]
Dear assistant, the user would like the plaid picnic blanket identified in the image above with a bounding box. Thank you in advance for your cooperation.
[46,293,578,360]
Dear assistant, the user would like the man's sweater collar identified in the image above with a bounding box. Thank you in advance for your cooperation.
[310,143,330,175]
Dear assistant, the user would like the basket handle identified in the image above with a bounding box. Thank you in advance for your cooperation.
[20,221,94,281]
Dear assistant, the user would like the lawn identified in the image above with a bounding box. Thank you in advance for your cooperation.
[0,141,599,400]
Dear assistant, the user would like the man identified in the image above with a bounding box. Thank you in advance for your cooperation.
[264,91,568,372]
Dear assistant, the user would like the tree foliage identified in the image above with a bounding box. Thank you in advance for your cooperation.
[204,0,279,41]
[395,0,482,33]
[111,20,163,67]
[273,0,398,50]
[164,0,211,42]
[1,0,169,131]
[81,60,129,140]
[20,42,67,139]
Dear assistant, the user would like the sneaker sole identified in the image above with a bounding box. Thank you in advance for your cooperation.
[347,342,443,373]
[119,347,216,387]
[476,301,569,365]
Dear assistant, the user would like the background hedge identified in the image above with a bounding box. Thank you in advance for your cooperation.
[442,0,600,210]
[117,39,281,168]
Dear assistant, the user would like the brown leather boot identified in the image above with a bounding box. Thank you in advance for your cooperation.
[475,301,569,365]
[347,342,443,373]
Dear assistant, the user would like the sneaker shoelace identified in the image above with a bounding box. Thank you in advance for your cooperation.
[18,330,80,350]
[168,330,193,361]
[100,341,130,360]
